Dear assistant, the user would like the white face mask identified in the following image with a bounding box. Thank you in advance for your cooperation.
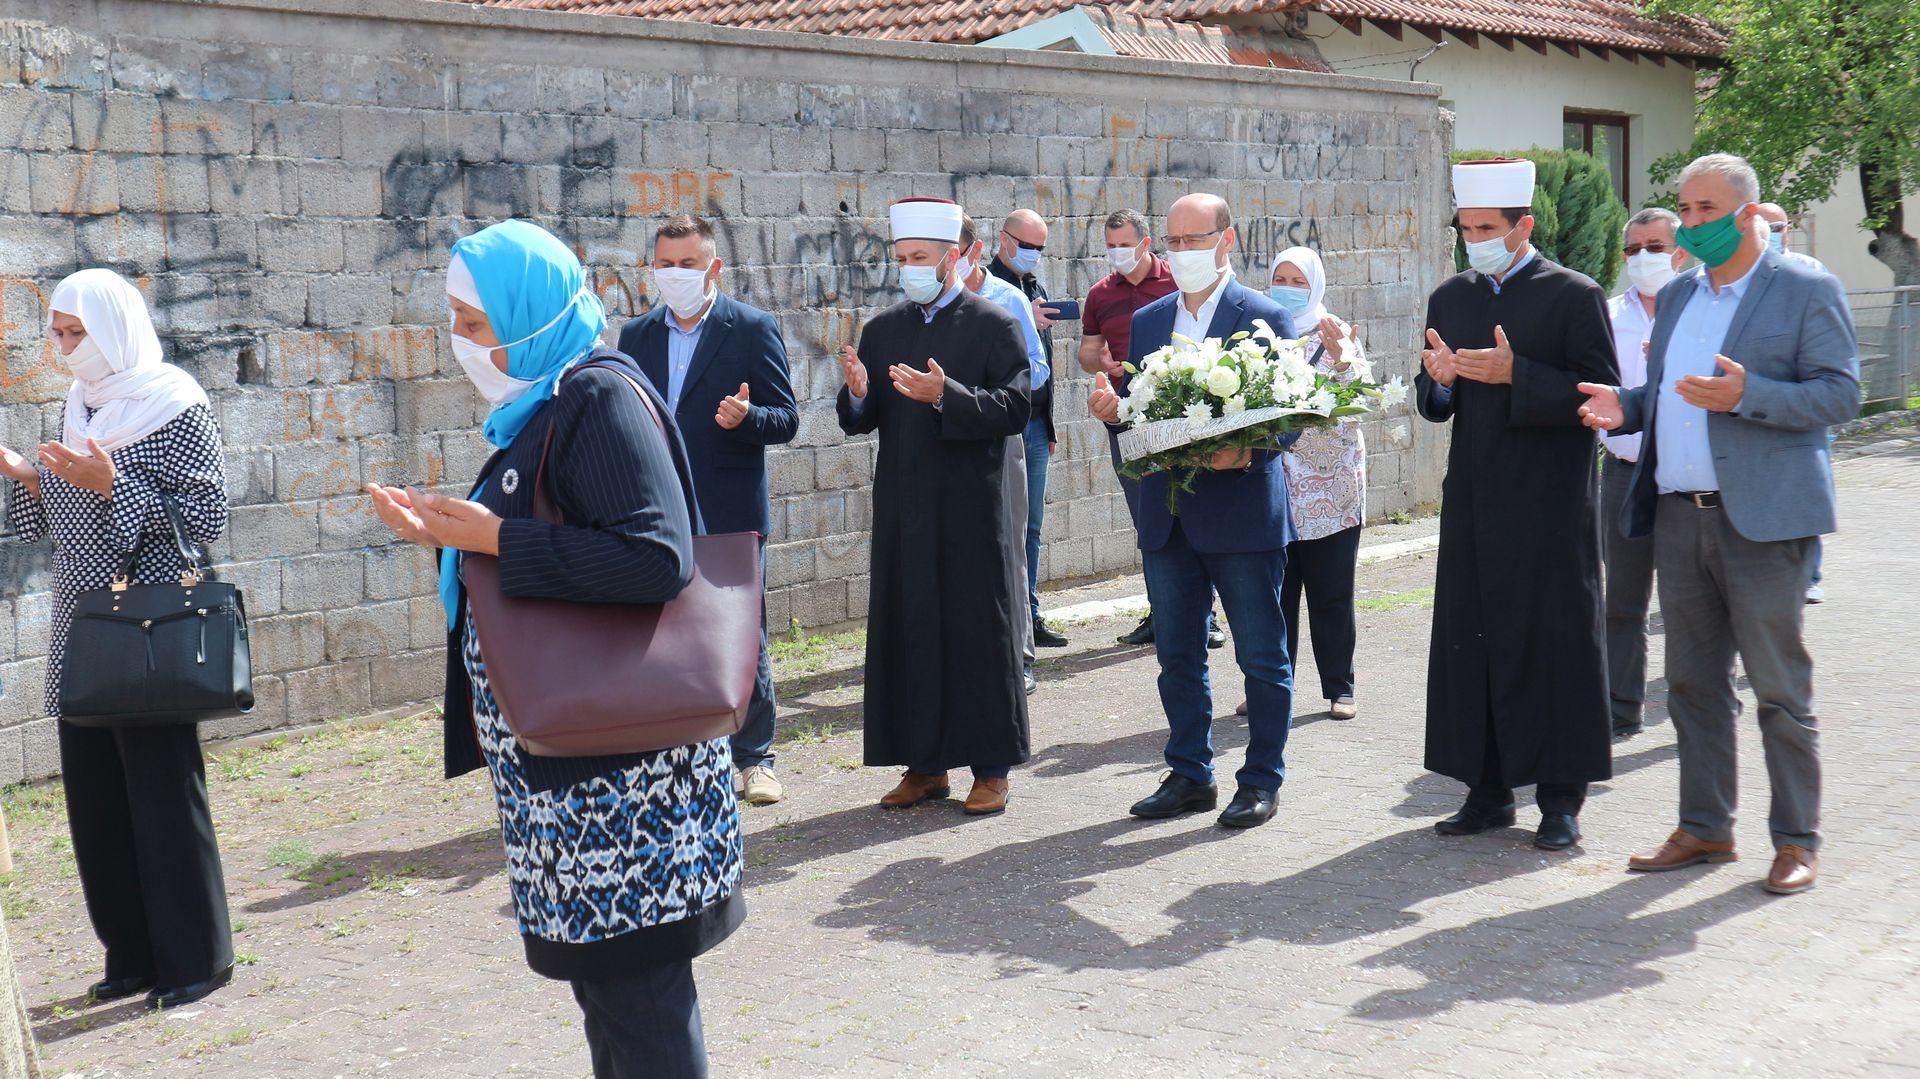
[62,334,114,384]
[1626,250,1678,297]
[1464,227,1520,277]
[953,255,976,285]
[900,252,953,305]
[1167,237,1225,294]
[651,265,715,320]
[445,291,584,406]
[1108,244,1141,275]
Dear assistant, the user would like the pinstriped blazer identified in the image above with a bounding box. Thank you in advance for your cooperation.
[441,349,700,790]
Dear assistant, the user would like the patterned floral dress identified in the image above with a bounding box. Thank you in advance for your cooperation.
[460,608,743,949]
[1283,328,1368,540]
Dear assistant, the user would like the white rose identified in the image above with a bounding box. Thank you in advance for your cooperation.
[1222,395,1247,415]
[1206,365,1241,399]
[1306,388,1336,413]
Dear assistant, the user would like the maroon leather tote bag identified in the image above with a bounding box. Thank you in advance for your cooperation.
[461,363,762,757]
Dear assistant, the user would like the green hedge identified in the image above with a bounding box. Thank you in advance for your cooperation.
[1451,148,1628,291]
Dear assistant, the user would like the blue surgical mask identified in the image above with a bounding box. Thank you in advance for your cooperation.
[1007,246,1041,275]
[1767,229,1786,255]
[1269,285,1313,318]
[1464,228,1519,277]
[900,260,948,305]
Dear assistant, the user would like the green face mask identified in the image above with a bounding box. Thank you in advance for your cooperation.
[1676,206,1749,268]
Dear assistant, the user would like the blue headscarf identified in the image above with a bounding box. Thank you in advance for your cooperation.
[439,220,608,627]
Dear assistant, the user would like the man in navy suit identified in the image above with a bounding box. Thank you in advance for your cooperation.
[617,214,799,805]
[1090,193,1299,830]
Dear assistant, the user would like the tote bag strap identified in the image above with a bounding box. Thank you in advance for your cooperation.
[113,492,212,588]
[526,360,708,535]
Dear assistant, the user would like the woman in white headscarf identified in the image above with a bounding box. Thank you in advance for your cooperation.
[1267,246,1367,721]
[0,269,235,1010]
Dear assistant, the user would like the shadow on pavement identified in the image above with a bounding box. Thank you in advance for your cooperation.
[29,996,149,1044]
[242,827,504,914]
[1389,740,1679,819]
[1350,869,1769,1018]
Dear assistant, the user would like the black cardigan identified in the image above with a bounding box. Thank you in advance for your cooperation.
[440,350,699,792]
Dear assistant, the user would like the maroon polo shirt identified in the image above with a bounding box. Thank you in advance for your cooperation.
[1083,255,1176,389]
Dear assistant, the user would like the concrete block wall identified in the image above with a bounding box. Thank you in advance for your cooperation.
[0,0,1450,780]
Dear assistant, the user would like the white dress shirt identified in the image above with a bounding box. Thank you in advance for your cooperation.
[1602,289,1655,462]
[1172,268,1235,343]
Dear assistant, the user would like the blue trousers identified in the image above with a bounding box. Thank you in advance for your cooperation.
[1023,417,1050,620]
[571,959,706,1078]
[730,542,778,770]
[1141,523,1295,791]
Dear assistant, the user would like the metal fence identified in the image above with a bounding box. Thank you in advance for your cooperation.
[1847,285,1919,407]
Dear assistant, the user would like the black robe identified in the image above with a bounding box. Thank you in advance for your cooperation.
[838,289,1033,770]
[1413,255,1619,789]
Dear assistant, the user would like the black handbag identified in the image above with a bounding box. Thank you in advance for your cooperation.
[59,495,254,728]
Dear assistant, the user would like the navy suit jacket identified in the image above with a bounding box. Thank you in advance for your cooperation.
[617,292,798,536]
[1125,279,1298,554]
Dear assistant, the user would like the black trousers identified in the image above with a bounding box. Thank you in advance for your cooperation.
[1464,713,1588,817]
[572,959,707,1079]
[1281,525,1361,701]
[59,721,233,986]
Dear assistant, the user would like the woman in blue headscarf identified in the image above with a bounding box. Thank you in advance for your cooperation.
[366,220,741,1079]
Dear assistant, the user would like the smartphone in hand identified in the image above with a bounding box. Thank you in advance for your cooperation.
[1040,299,1081,321]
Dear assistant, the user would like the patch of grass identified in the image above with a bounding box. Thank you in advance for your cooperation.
[1387,510,1414,525]
[288,764,310,779]
[329,919,356,939]
[1356,586,1435,611]
[210,749,265,782]
[266,839,351,885]
[234,951,260,967]
[0,873,39,920]
[1858,394,1920,418]
[232,920,249,933]
[778,720,845,748]
[827,755,861,771]
[180,1026,263,1057]
[2,782,66,829]
[770,622,866,676]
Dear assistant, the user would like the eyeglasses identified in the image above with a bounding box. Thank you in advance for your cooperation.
[1623,242,1674,256]
[1165,228,1225,251]
[1766,221,1790,234]
[1001,230,1045,253]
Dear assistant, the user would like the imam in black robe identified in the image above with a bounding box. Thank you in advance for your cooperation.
[1413,253,1620,791]
[838,287,1033,770]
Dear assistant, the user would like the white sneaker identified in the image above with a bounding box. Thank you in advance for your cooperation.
[1805,584,1824,604]
[739,765,784,806]
[1330,696,1358,720]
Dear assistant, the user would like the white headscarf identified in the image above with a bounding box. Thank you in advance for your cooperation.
[50,269,209,453]
[1270,245,1329,329]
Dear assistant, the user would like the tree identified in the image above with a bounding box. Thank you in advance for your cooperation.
[1451,148,1628,290]
[1648,0,1920,285]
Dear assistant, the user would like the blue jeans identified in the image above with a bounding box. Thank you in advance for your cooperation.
[1141,523,1295,791]
[1023,417,1050,620]
[730,542,778,771]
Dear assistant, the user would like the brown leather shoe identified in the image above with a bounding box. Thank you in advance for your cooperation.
[1627,829,1738,872]
[879,771,949,809]
[1764,845,1818,895]
[963,778,1009,816]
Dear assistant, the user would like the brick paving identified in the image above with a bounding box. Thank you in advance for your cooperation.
[7,442,1920,1077]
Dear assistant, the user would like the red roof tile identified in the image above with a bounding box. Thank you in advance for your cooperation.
[479,0,1725,60]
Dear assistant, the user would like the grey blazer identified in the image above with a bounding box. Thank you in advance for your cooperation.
[1615,250,1860,542]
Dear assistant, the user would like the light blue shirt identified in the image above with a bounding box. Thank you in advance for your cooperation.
[976,272,1049,391]
[1430,247,1538,408]
[663,299,715,412]
[1654,258,1760,493]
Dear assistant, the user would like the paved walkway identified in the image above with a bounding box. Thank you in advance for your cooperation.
[8,442,1920,1077]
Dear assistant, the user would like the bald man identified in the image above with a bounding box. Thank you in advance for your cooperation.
[1089,192,1301,830]
[990,208,1067,648]
[1755,203,1828,273]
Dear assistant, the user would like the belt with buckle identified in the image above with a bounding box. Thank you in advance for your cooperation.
[1671,490,1722,509]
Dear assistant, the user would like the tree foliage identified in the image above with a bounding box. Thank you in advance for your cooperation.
[1647,0,1920,282]
[1451,148,1629,290]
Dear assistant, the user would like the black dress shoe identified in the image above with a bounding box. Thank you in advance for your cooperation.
[1033,618,1069,648]
[1207,613,1227,649]
[1612,722,1643,741]
[146,965,233,1010]
[1434,802,1516,835]
[1117,615,1154,646]
[1217,784,1279,829]
[1534,812,1581,851]
[1129,773,1217,818]
[88,975,156,1003]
